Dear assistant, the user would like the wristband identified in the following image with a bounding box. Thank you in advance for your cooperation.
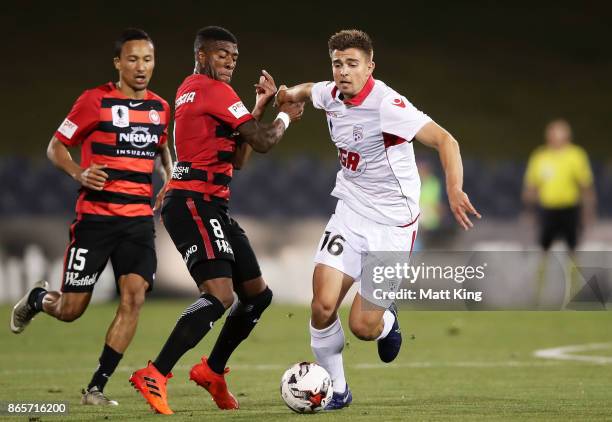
[275,112,290,130]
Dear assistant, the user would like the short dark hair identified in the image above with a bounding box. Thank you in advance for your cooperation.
[114,28,153,57]
[194,26,238,54]
[328,29,373,59]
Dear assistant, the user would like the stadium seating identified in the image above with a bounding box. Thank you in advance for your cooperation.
[0,156,609,218]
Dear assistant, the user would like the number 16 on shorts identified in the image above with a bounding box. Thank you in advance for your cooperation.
[320,231,345,256]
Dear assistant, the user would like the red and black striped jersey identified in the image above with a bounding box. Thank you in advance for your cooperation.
[55,82,170,219]
[167,74,253,202]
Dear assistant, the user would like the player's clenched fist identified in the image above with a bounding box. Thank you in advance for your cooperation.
[78,163,108,190]
[278,101,305,122]
[255,70,278,105]
[274,85,288,108]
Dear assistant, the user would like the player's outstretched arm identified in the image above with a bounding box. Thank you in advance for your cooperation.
[236,102,304,153]
[47,136,108,191]
[415,122,481,230]
[275,83,314,107]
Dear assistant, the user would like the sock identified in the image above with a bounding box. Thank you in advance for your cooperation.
[87,344,123,392]
[28,288,47,312]
[375,310,395,341]
[310,318,346,394]
[153,294,225,376]
[208,287,273,374]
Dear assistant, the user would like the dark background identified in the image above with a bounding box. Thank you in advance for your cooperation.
[2,1,611,159]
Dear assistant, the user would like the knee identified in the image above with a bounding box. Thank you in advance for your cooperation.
[118,275,148,314]
[215,291,235,310]
[240,286,273,310]
[311,298,336,327]
[349,317,378,341]
[119,289,146,315]
[119,285,147,315]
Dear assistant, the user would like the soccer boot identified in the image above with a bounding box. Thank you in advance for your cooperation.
[129,361,174,415]
[81,386,119,406]
[189,356,239,410]
[10,279,49,334]
[377,302,402,363]
[325,384,352,410]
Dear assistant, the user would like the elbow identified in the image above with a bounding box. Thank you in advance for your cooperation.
[46,141,56,163]
[251,141,272,154]
[436,134,458,153]
[444,133,458,149]
[254,146,271,154]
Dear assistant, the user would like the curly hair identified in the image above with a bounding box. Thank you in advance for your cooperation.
[328,29,373,59]
[194,26,237,54]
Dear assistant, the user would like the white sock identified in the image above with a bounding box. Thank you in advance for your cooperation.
[375,309,395,341]
[310,318,347,394]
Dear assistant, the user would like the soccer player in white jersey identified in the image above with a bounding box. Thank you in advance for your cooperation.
[276,29,481,409]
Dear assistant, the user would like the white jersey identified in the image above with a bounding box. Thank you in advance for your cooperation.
[311,77,432,226]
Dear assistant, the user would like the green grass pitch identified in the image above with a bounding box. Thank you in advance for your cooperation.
[1,302,611,421]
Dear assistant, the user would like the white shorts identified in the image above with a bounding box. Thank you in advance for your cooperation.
[314,200,418,304]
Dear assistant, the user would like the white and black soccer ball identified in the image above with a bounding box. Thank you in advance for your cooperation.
[280,362,333,413]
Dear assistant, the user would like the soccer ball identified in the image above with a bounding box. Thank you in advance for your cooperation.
[280,362,333,413]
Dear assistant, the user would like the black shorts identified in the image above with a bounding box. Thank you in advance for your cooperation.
[161,194,261,286]
[539,206,580,251]
[61,216,156,293]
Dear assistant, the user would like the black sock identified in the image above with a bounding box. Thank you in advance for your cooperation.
[87,344,123,392]
[28,288,47,312]
[208,287,273,374]
[153,294,225,376]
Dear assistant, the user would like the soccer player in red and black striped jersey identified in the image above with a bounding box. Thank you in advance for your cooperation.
[129,26,303,414]
[9,29,172,406]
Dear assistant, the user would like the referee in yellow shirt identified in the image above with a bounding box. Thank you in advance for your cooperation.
[523,119,596,252]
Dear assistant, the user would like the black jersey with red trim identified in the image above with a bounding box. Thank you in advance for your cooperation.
[55,82,170,219]
[167,74,254,201]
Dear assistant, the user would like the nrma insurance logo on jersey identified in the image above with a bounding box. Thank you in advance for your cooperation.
[119,126,159,149]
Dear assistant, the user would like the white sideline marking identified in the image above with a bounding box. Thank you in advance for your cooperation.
[0,361,562,376]
[534,342,612,364]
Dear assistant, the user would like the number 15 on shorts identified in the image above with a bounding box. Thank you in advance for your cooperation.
[67,248,88,271]
[320,231,345,256]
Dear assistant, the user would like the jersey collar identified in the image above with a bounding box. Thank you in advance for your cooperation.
[331,76,375,106]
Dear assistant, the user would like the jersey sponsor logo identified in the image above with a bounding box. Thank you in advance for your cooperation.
[215,239,234,254]
[175,91,196,107]
[183,244,198,263]
[339,147,365,177]
[112,105,130,127]
[392,98,406,108]
[58,118,78,139]
[228,101,249,119]
[119,126,160,148]
[129,101,143,107]
[353,124,364,142]
[149,109,161,124]
[115,148,156,158]
[64,272,98,287]
[171,163,190,179]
